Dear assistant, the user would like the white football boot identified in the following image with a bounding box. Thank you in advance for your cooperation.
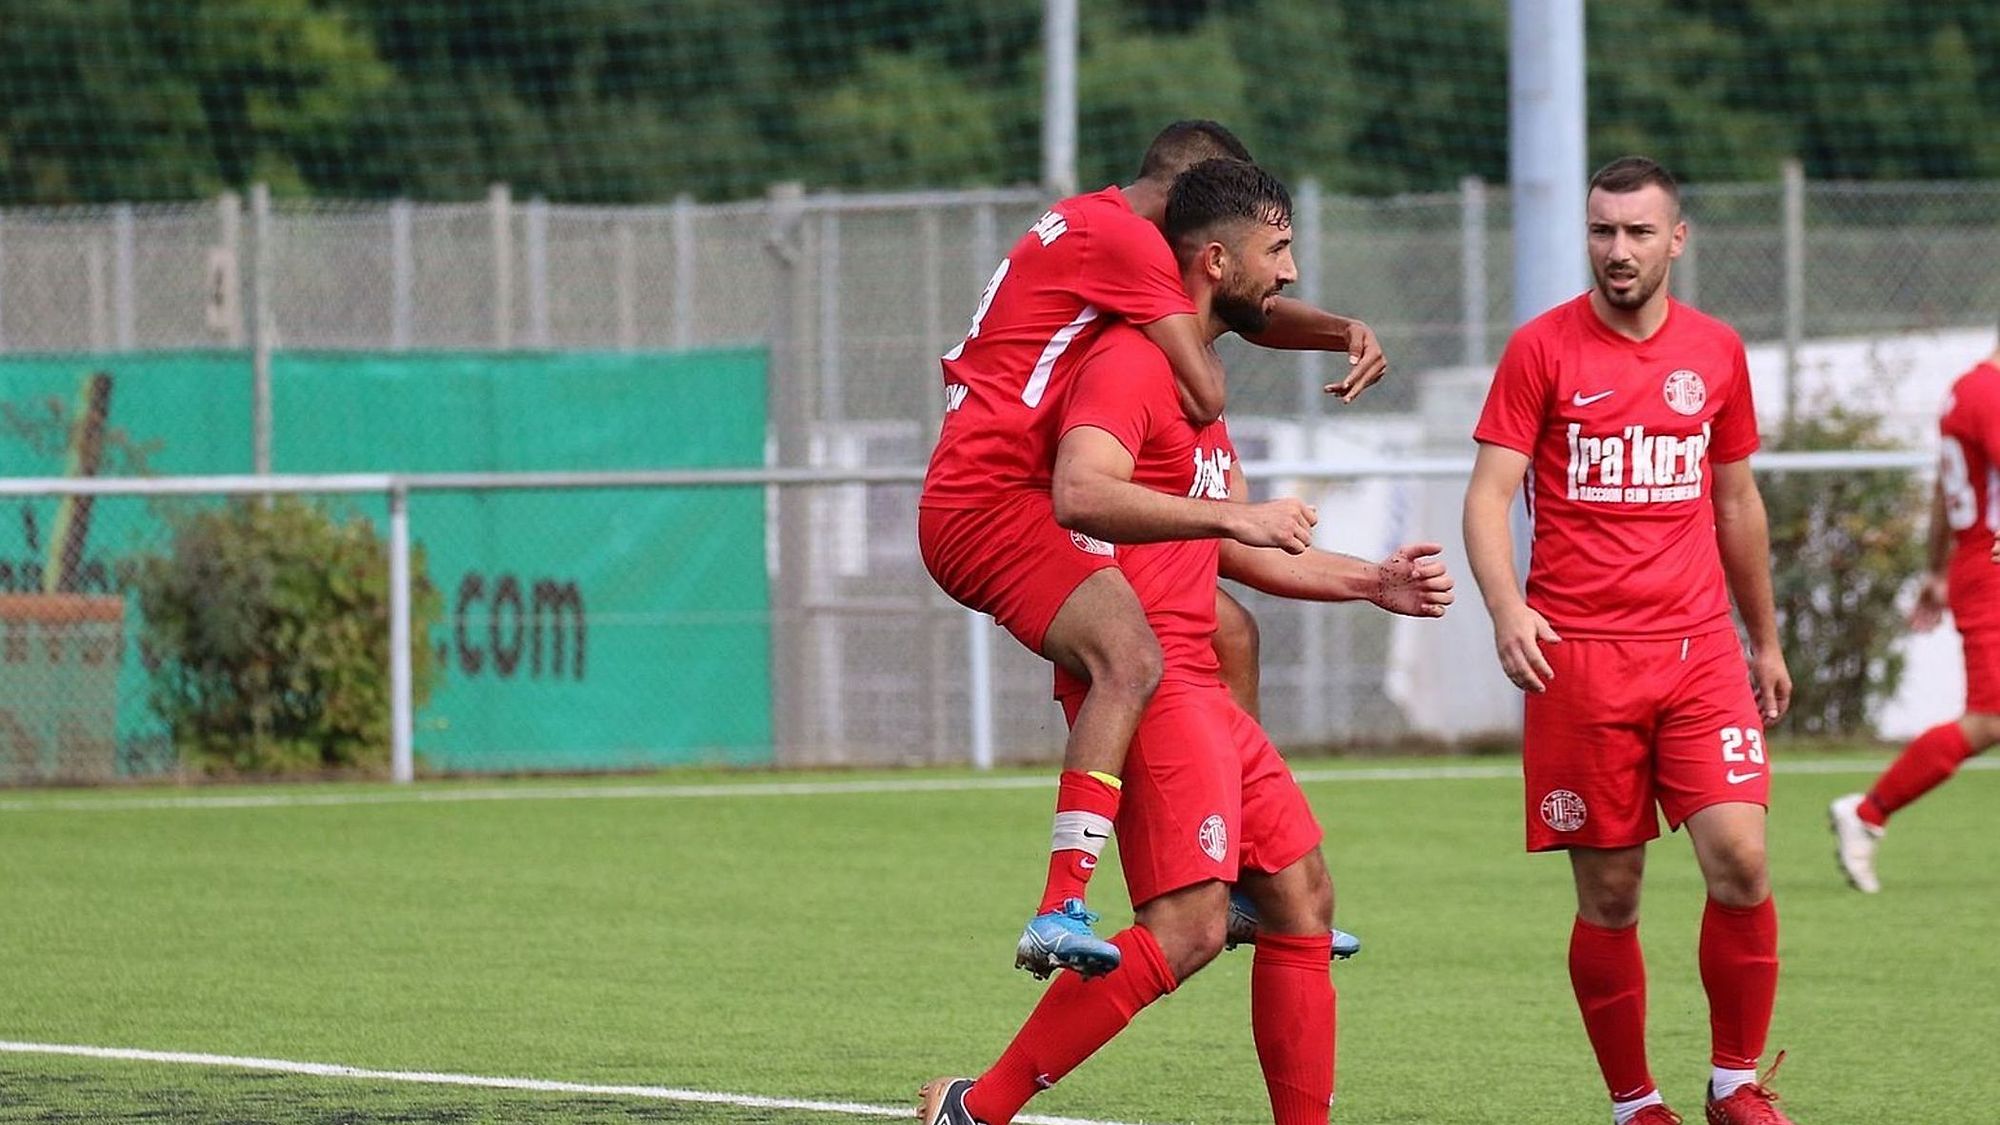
[1828,792,1883,894]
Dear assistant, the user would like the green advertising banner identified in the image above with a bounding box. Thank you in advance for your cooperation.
[0,350,770,775]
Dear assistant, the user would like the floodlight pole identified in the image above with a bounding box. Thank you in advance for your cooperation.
[1043,0,1078,197]
[1508,0,1587,327]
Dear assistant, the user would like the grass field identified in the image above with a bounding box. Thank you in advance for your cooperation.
[1,749,1995,1124]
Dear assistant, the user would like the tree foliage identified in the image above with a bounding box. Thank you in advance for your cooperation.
[1,0,1996,204]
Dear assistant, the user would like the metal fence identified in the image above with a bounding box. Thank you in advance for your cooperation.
[0,174,1996,778]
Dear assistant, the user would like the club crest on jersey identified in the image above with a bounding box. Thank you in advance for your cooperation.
[1069,529,1114,557]
[1662,368,1707,416]
[1198,814,1229,861]
[1188,447,1233,500]
[1540,789,1587,832]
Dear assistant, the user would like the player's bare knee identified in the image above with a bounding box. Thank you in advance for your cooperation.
[1962,712,2000,752]
[1703,842,1770,906]
[1084,628,1162,701]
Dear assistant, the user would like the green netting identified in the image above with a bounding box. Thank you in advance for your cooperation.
[3,2,1995,207]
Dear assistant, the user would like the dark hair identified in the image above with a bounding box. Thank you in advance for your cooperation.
[1589,155,1680,204]
[1165,158,1293,249]
[1138,120,1254,182]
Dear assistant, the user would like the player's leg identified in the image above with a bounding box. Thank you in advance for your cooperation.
[1212,586,1262,719]
[1831,629,2000,891]
[933,689,1235,1125]
[1529,637,1671,1124]
[1229,707,1336,1125]
[918,879,1223,1125]
[1657,631,1790,1124]
[917,498,1152,977]
[1014,567,1164,977]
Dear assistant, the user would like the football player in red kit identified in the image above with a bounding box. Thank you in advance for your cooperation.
[1463,157,1797,1125]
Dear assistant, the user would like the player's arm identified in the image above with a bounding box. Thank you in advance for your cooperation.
[1239,298,1389,404]
[1713,457,1791,721]
[1051,426,1316,552]
[1138,315,1228,426]
[1911,477,1951,631]
[1463,441,1560,692]
[1216,465,1452,615]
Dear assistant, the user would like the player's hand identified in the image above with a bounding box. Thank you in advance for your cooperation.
[1324,320,1387,404]
[1749,646,1792,722]
[1228,498,1317,554]
[1491,602,1559,692]
[1372,541,1454,618]
[1909,573,1949,633]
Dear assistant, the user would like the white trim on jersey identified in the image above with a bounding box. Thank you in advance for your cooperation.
[1022,305,1099,408]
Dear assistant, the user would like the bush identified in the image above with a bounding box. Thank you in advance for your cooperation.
[1763,403,1929,737]
[133,497,441,775]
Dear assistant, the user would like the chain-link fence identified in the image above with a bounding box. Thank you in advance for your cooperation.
[2,176,1996,780]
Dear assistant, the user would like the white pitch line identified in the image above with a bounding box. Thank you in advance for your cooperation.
[0,1040,1146,1125]
[1,757,1991,814]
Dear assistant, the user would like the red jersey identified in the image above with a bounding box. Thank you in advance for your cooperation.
[920,186,1196,509]
[1937,360,2000,632]
[1056,321,1236,689]
[1474,295,1761,639]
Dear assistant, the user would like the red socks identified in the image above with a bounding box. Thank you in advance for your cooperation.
[1252,932,1337,1125]
[963,926,1176,1125]
[1863,720,1976,827]
[1700,896,1779,1070]
[1038,771,1122,914]
[1569,917,1655,1102]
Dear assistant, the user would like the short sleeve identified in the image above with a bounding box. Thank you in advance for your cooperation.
[1708,339,1761,463]
[1472,329,1553,454]
[1060,337,1168,460]
[1073,213,1197,326]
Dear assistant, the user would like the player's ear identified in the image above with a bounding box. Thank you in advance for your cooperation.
[1202,240,1227,282]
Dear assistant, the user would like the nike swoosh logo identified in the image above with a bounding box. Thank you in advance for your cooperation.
[1081,829,1109,840]
[1572,389,1615,407]
[1726,769,1764,785]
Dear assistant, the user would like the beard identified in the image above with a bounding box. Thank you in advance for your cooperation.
[1594,260,1668,310]
[1213,280,1274,336]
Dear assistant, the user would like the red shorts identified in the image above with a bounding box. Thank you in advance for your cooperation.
[1062,679,1323,907]
[918,494,1119,655]
[1963,629,2000,713]
[1522,629,1768,852]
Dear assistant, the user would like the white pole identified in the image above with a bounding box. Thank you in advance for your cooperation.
[525,196,549,348]
[1295,177,1325,415]
[1460,175,1489,366]
[489,183,513,349]
[112,204,135,350]
[390,200,413,350]
[1508,0,1587,327]
[86,240,108,352]
[818,211,842,422]
[1042,0,1078,197]
[1782,158,1805,430]
[616,220,637,352]
[967,611,996,771]
[388,482,415,784]
[966,203,999,771]
[672,193,696,350]
[217,192,243,347]
[250,183,273,475]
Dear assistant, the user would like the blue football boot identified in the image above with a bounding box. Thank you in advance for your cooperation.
[1014,898,1122,979]
[1226,887,1362,959]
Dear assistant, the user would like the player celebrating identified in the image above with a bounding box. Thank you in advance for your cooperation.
[1830,335,2000,892]
[920,158,1452,1125]
[919,120,1386,978]
[1462,157,1797,1125]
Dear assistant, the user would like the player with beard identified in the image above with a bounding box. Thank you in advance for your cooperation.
[919,157,1452,1125]
[1462,157,1798,1125]
[920,121,1388,978]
